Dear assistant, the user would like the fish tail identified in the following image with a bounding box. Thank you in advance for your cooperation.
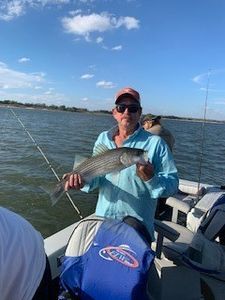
[50,181,65,206]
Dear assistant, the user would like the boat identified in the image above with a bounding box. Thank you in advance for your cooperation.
[44,178,225,300]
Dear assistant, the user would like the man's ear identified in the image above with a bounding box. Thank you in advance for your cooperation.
[112,107,117,118]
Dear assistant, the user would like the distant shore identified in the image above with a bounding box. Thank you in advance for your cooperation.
[0,100,224,124]
[161,116,225,124]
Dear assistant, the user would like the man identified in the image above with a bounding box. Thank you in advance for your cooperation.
[0,207,53,300]
[142,115,176,219]
[142,115,175,151]
[65,87,178,241]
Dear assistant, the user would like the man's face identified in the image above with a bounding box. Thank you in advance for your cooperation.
[112,98,142,129]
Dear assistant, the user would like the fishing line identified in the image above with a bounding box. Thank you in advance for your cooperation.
[9,108,83,219]
[197,69,211,199]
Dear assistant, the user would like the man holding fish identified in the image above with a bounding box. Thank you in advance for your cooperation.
[64,87,178,242]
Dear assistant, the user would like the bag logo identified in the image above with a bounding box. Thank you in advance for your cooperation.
[99,244,139,268]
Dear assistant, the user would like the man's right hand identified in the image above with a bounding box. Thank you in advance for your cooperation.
[64,173,85,191]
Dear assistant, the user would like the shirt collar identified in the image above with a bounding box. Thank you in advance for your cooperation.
[107,122,142,142]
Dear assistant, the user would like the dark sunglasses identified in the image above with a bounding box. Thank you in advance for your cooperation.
[116,104,140,113]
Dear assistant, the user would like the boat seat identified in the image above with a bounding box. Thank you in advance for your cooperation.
[164,180,208,224]
[65,214,104,257]
[60,215,156,300]
[178,179,206,197]
[64,216,206,300]
[154,193,225,299]
[186,191,225,232]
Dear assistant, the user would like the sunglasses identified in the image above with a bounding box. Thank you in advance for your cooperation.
[116,104,140,113]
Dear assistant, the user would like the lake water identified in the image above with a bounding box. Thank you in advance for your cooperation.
[0,107,224,237]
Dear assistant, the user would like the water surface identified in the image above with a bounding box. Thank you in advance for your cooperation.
[0,107,224,237]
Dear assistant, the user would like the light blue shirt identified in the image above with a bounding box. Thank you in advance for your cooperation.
[83,125,178,239]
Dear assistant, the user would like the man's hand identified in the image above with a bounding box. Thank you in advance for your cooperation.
[136,162,154,181]
[64,173,85,191]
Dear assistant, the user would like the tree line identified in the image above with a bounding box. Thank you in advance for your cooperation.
[0,100,224,122]
[0,100,111,114]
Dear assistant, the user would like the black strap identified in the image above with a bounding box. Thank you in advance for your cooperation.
[123,216,152,246]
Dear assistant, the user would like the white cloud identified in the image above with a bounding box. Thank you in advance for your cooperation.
[213,98,225,105]
[111,45,122,51]
[200,87,225,93]
[96,80,115,89]
[0,61,45,89]
[62,13,111,37]
[96,36,103,43]
[80,73,94,79]
[192,69,225,84]
[193,69,225,93]
[116,16,140,30]
[0,0,70,21]
[79,0,87,2]
[79,0,95,3]
[82,97,88,101]
[0,0,24,21]
[18,57,31,63]
[102,45,108,50]
[69,9,82,16]
[44,87,55,95]
[88,64,96,70]
[192,73,208,85]
[0,89,67,106]
[62,13,140,41]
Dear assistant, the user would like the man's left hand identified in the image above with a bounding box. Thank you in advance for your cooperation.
[136,162,154,181]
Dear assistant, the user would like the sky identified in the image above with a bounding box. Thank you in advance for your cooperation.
[1,0,225,120]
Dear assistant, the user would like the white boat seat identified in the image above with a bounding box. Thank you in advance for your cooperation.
[178,179,206,197]
[164,180,208,224]
[187,191,225,233]
[195,191,225,213]
[155,193,225,282]
[65,215,104,256]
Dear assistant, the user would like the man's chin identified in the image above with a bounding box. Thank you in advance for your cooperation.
[122,118,132,123]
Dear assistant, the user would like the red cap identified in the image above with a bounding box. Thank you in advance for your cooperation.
[115,87,140,104]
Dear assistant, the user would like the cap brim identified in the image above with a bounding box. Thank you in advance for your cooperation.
[115,93,140,104]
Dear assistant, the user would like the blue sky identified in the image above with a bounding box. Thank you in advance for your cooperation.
[1,0,225,120]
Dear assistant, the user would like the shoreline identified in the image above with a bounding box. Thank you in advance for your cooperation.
[162,117,225,124]
[0,103,224,124]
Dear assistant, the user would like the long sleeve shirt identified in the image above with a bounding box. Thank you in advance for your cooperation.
[82,125,178,240]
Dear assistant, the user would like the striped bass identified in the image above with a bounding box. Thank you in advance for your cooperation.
[51,145,148,205]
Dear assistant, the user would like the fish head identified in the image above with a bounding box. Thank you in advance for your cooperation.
[120,148,148,167]
[134,149,148,164]
[139,149,149,164]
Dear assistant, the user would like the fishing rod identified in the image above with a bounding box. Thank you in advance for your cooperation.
[197,70,211,199]
[9,107,83,219]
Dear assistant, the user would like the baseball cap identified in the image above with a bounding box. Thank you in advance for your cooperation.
[115,87,140,104]
[142,115,161,124]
